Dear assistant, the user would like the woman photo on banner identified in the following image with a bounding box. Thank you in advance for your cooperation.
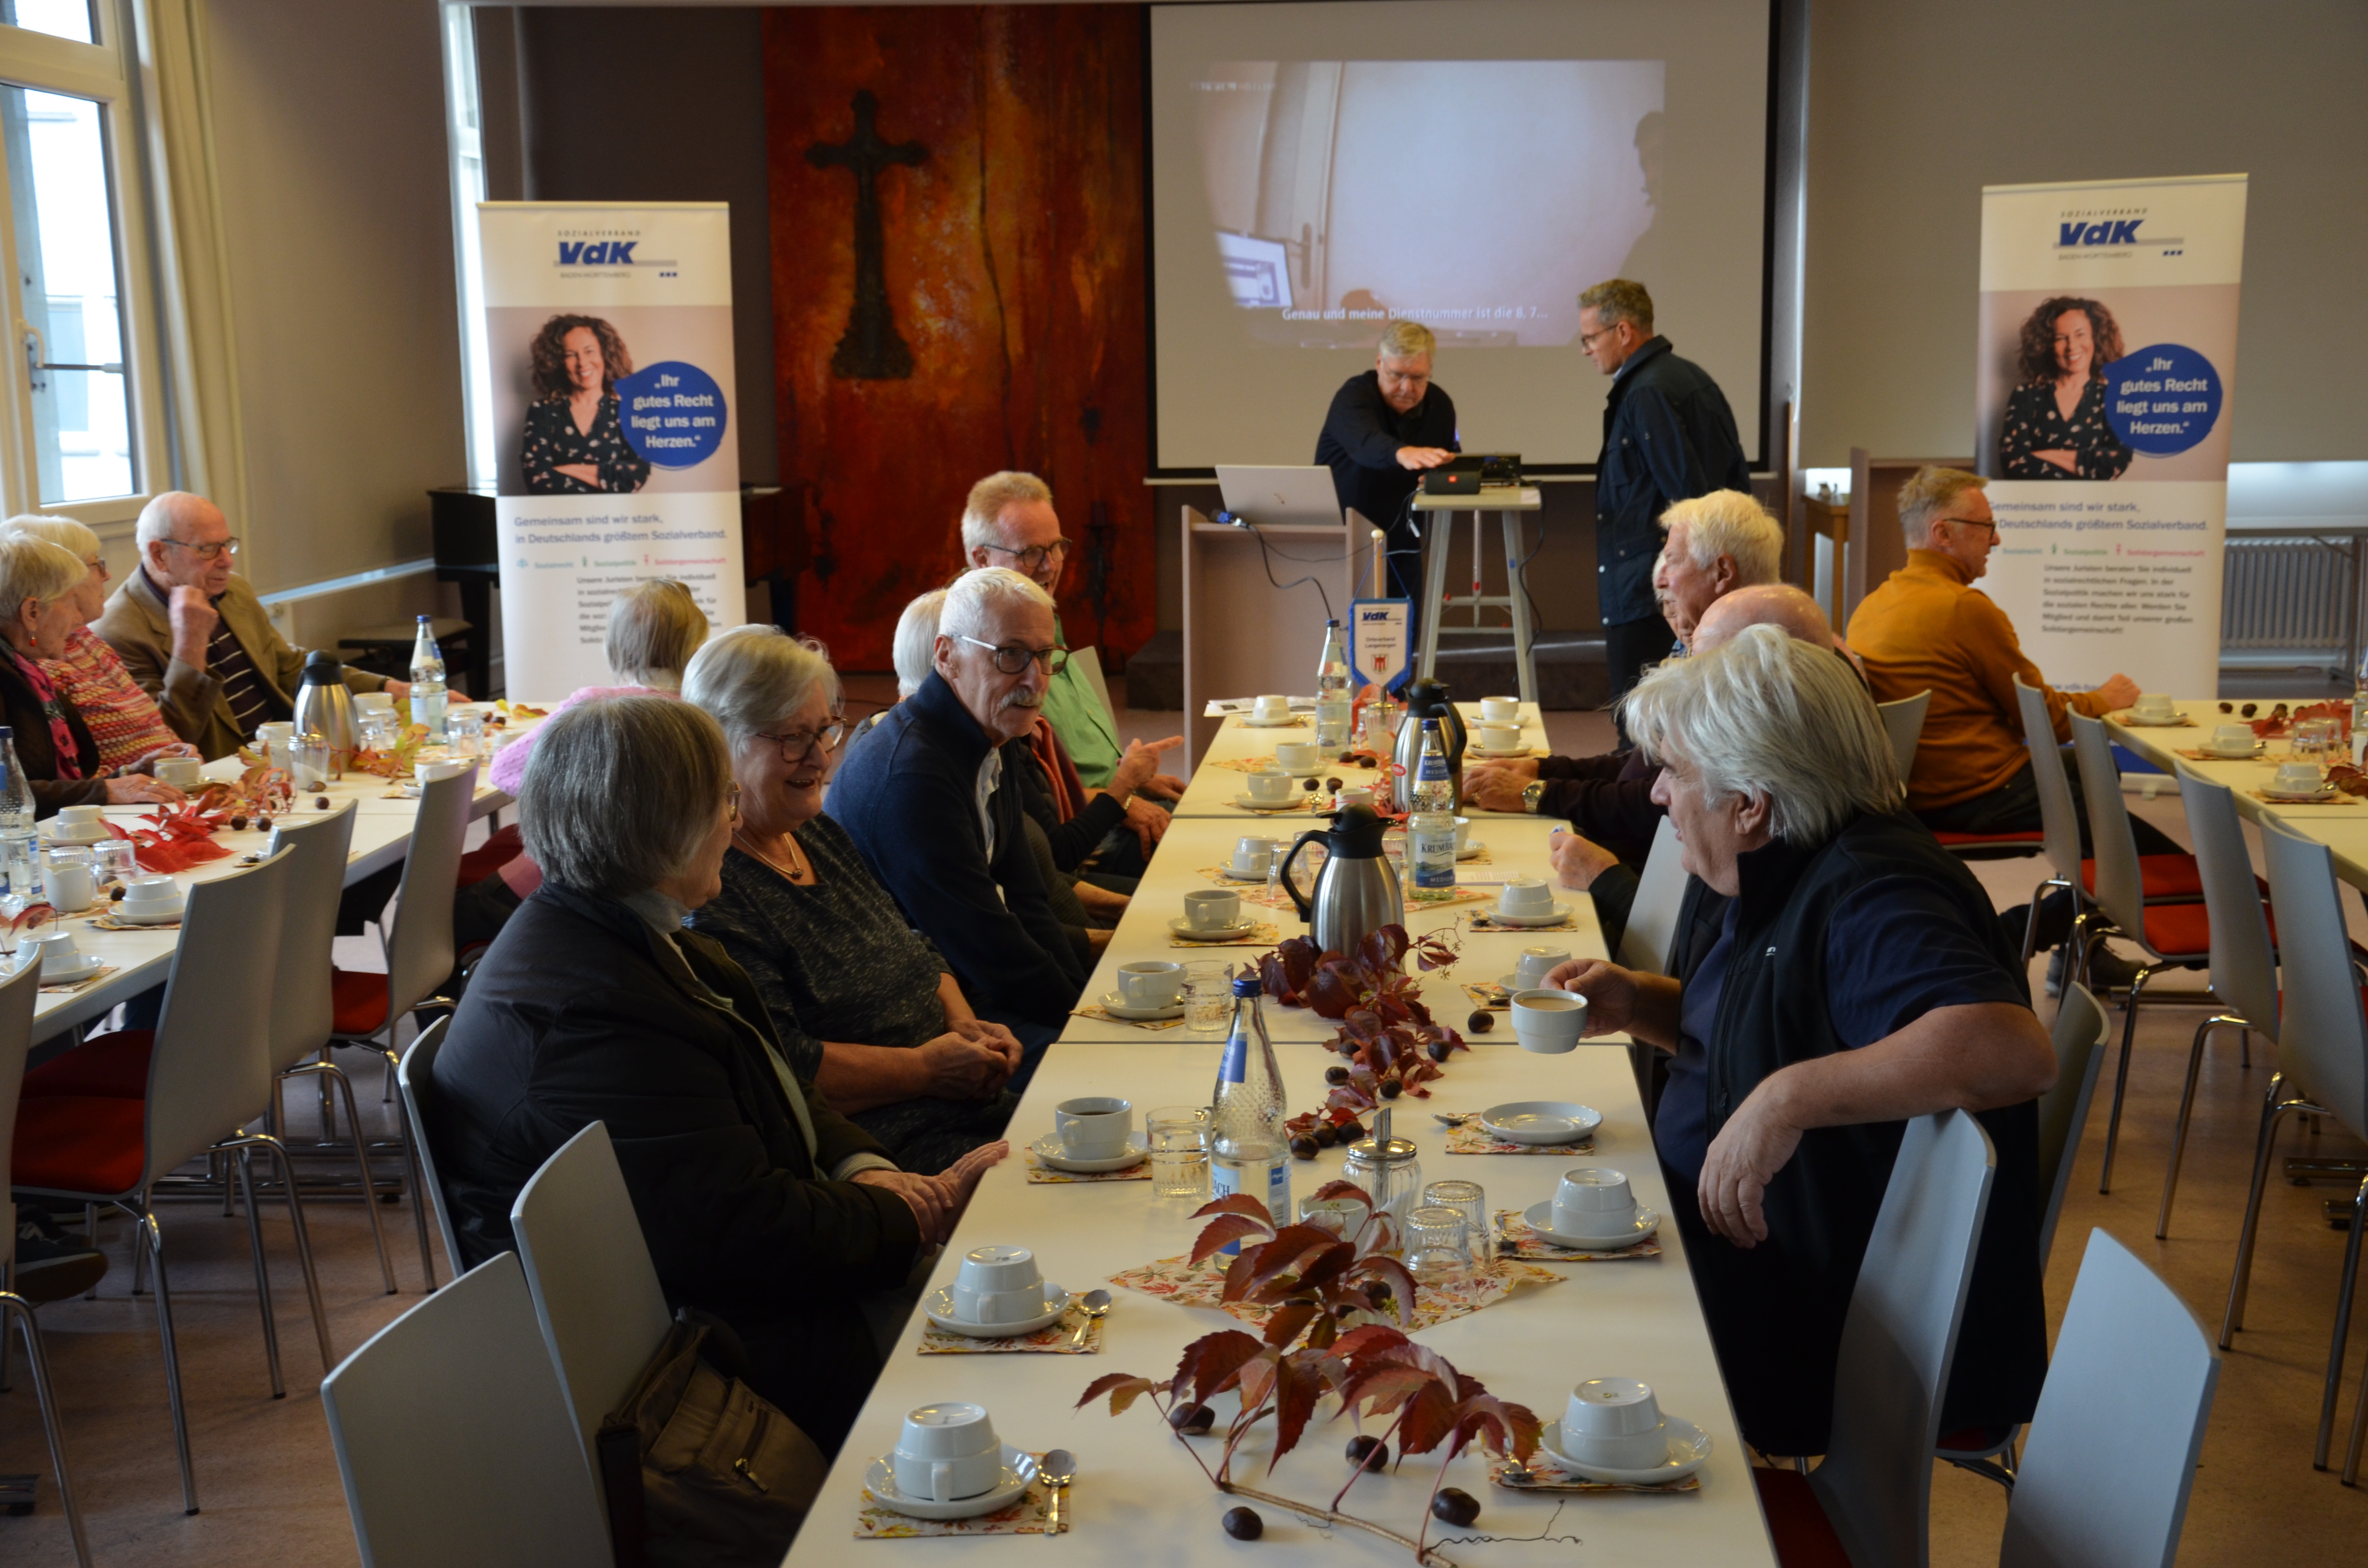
[1997,295,2134,480]
[521,313,654,495]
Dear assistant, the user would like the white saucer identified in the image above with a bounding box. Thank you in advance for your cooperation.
[1495,972,1569,994]
[1480,1101,1602,1145]
[2198,743,2266,759]
[1488,903,1573,928]
[924,1283,1073,1339]
[1098,991,1184,1022]
[1168,915,1259,941]
[863,1445,1039,1519]
[1520,1200,1662,1250]
[1456,840,1487,860]
[1535,1417,1711,1486]
[1030,1132,1148,1174]
[110,903,185,926]
[2262,784,2340,803]
[1217,866,1272,883]
[45,824,110,845]
[1232,793,1306,812]
[2120,714,2188,727]
[36,956,101,981]
[1240,715,1306,728]
[1468,744,1530,759]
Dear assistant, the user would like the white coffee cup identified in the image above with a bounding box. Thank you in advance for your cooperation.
[894,1402,1004,1501]
[1511,989,1589,1053]
[1480,696,1520,723]
[1335,786,1375,811]
[1273,741,1319,772]
[1553,1167,1637,1235]
[28,929,86,978]
[1246,767,1295,804]
[154,756,203,790]
[1054,1096,1134,1158]
[353,691,398,715]
[42,858,94,913]
[2209,723,2256,752]
[1453,815,1473,852]
[1515,947,1572,988]
[1498,879,1554,917]
[1476,722,1521,754]
[1560,1377,1665,1470]
[54,804,103,836]
[1117,960,1184,1009]
[2275,760,2324,793]
[1252,694,1290,721]
[119,874,181,911]
[1232,835,1276,877]
[2133,693,2176,721]
[1185,888,1241,931]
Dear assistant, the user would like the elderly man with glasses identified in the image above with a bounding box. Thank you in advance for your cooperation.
[832,567,1088,1037]
[1847,466,2165,986]
[96,490,407,761]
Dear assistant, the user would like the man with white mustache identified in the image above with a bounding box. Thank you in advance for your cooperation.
[833,567,1086,1037]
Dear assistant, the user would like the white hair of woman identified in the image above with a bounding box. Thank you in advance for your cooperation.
[938,566,1054,646]
[1660,490,1785,588]
[892,589,947,698]
[519,695,735,895]
[604,578,709,689]
[0,534,86,620]
[959,471,1053,556]
[682,623,840,746]
[4,513,101,562]
[1622,622,1898,845]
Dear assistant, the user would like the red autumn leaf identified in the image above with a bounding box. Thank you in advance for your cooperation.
[1267,1351,1327,1470]
[1357,924,1410,972]
[1192,1193,1275,1224]
[1170,1329,1264,1404]
[1330,1323,1413,1364]
[1291,1239,1357,1296]
[1447,1391,1544,1463]
[1261,1298,1320,1350]
[1342,1006,1384,1041]
[1347,1256,1420,1327]
[1340,1363,1436,1420]
[1190,1214,1275,1266]
[1276,935,1320,993]
[1076,1373,1159,1416]
[1304,962,1362,1019]
[1233,1347,1281,1411]
[1394,1378,1463,1456]
[1310,1179,1376,1210]
[1239,1227,1347,1301]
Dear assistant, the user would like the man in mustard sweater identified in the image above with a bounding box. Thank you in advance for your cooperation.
[1848,466,2173,985]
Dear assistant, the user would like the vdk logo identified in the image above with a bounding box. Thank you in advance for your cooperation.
[2059,220,2142,246]
[557,240,637,265]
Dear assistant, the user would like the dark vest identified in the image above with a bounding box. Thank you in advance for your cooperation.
[1669,811,2047,1455]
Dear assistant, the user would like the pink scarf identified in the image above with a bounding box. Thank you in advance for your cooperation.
[12,649,83,780]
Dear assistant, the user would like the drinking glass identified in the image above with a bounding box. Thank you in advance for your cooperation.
[294,735,333,791]
[1422,1179,1489,1263]
[2294,717,2341,770]
[1182,960,1233,1037]
[448,712,486,758]
[96,839,139,886]
[356,713,397,754]
[1405,1205,1475,1284]
[1147,1105,1212,1200]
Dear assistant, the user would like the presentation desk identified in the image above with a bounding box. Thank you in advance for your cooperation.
[1167,705,1549,821]
[24,754,514,1039]
[2105,697,2368,890]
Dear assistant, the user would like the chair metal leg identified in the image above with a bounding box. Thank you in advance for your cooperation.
[2021,873,2071,965]
[2098,962,2162,1192]
[122,1200,199,1513]
[1,1291,94,1567]
[386,1057,437,1288]
[2158,1012,2243,1237]
[281,1057,398,1293]
[81,1203,98,1300]
[2222,1072,2311,1347]
[2317,1175,2368,1470]
[2346,1301,2368,1484]
[232,1147,286,1400]
[222,1131,336,1372]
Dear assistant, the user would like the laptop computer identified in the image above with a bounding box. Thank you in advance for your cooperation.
[1216,465,1345,527]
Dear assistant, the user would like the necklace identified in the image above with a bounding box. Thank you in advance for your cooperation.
[733,826,810,884]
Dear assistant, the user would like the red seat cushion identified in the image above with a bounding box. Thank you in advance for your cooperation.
[18,1029,153,1099]
[456,823,524,890]
[12,1094,148,1196]
[1932,830,2045,847]
[1751,1468,1853,1568]
[2137,901,2213,959]
[331,968,390,1036]
[2082,854,2205,901]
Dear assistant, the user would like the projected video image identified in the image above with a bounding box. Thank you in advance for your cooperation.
[1194,60,1664,348]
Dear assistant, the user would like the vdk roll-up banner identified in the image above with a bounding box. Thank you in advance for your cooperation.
[475,202,746,698]
[1975,174,2247,697]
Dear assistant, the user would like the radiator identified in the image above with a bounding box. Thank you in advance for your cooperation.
[2221,537,2356,649]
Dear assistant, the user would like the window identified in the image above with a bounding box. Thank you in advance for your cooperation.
[0,1,170,523]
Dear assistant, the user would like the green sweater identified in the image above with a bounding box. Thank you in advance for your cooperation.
[1043,616,1121,787]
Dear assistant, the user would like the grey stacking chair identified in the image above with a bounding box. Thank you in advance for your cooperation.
[509,1121,673,1468]
[260,802,397,1293]
[2224,817,2368,1473]
[2158,765,2278,1237]
[1875,688,1929,785]
[321,1251,611,1568]
[1754,1111,1997,1568]
[393,1016,463,1284]
[2067,712,2215,1192]
[1998,1229,2220,1568]
[1941,984,2111,1488]
[2013,676,2093,968]
[0,954,90,1566]
[1616,815,1685,976]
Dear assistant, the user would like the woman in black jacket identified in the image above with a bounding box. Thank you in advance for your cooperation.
[432,696,1001,1450]
[0,533,182,814]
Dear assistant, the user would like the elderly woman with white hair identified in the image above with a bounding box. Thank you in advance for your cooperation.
[1548,624,2053,1460]
[684,624,1031,1174]
[433,696,1001,1452]
[0,534,182,812]
[5,515,193,773]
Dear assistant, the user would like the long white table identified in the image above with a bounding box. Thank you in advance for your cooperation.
[787,735,1770,1565]
[2104,697,2368,888]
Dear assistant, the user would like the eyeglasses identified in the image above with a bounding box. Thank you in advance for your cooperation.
[1579,326,1620,349]
[81,556,107,581]
[1938,516,1999,540]
[724,781,742,823]
[163,536,240,561]
[980,538,1070,575]
[956,634,1070,677]
[754,721,846,762]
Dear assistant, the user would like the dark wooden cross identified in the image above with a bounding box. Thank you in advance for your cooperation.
[806,90,927,380]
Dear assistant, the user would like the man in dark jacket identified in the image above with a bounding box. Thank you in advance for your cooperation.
[835,568,1086,1037]
[1579,280,1751,710]
[1316,319,1459,644]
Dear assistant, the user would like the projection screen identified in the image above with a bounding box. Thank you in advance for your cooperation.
[1150,0,1773,472]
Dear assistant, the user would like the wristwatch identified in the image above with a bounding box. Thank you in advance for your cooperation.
[1520,781,1546,814]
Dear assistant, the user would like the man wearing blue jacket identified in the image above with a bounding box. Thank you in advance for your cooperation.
[1579,280,1752,717]
[833,567,1085,1046]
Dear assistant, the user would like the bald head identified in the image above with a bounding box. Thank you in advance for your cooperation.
[1691,583,1838,654]
[136,490,235,593]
